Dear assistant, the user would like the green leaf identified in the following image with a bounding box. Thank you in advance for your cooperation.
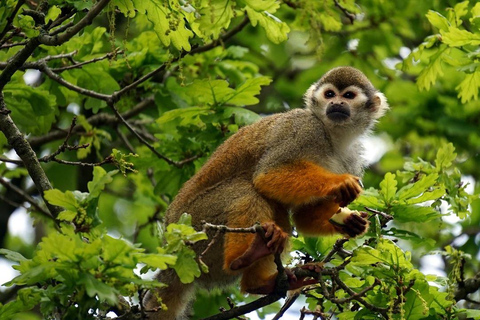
[223,107,262,126]
[57,210,77,222]
[397,173,438,201]
[441,27,480,47]
[465,310,480,318]
[453,1,469,26]
[87,167,118,198]
[195,0,235,39]
[245,8,290,44]
[45,5,62,23]
[0,249,27,263]
[172,246,201,284]
[426,10,450,31]
[4,79,57,135]
[17,15,39,37]
[44,189,78,211]
[224,77,272,106]
[392,205,437,223]
[379,172,397,204]
[139,253,177,270]
[113,0,136,18]
[455,69,480,103]
[417,48,446,91]
[80,273,119,305]
[435,143,456,170]
[134,0,194,51]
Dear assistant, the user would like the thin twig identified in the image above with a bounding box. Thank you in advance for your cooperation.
[272,291,300,320]
[38,0,111,46]
[39,116,78,162]
[109,15,250,103]
[0,176,53,220]
[51,50,121,72]
[28,96,155,147]
[0,0,25,45]
[333,0,356,24]
[107,101,183,167]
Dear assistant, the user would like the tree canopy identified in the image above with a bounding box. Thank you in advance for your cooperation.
[0,0,479,319]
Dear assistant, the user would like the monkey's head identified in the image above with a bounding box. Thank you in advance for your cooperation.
[304,66,388,132]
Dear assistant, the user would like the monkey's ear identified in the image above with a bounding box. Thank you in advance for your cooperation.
[371,92,389,119]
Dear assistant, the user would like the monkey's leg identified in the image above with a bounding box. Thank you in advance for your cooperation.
[293,201,369,237]
[254,160,362,207]
[223,191,291,272]
[227,221,289,271]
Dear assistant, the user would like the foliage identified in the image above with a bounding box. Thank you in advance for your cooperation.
[0,0,479,320]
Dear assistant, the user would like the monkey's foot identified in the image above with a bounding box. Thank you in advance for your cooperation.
[246,265,322,295]
[230,222,288,271]
[329,208,369,237]
[287,263,324,290]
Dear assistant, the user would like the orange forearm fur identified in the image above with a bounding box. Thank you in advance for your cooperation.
[254,160,349,206]
[293,201,340,236]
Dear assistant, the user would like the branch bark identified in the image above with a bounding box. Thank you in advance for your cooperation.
[0,93,61,217]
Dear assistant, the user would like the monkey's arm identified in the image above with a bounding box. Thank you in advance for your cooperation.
[253,159,362,207]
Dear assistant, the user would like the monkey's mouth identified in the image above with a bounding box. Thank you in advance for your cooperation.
[326,104,350,122]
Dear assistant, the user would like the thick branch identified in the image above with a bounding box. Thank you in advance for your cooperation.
[455,271,480,301]
[0,94,61,217]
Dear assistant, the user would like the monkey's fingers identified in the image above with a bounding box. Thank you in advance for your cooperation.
[329,208,370,238]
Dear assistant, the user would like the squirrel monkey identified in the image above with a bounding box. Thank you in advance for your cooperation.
[144,66,389,319]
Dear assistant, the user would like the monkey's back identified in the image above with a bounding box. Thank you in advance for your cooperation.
[165,112,282,224]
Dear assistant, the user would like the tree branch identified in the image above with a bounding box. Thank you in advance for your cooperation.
[0,94,61,217]
[455,271,480,301]
[28,96,155,148]
[0,176,53,220]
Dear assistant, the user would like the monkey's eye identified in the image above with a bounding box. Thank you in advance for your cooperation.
[324,90,336,98]
[343,92,356,99]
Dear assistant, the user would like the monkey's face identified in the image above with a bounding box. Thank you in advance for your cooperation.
[305,79,388,132]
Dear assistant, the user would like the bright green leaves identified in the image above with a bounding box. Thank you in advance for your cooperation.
[244,3,290,44]
[410,1,480,102]
[193,0,235,40]
[162,213,208,283]
[347,239,453,320]
[425,10,450,32]
[353,143,476,225]
[45,167,118,229]
[379,172,397,204]
[456,70,480,103]
[175,76,272,108]
[0,227,174,318]
[133,0,194,51]
[113,0,291,50]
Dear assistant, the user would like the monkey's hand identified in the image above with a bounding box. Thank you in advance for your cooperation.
[328,174,363,207]
[230,222,288,271]
[328,208,369,238]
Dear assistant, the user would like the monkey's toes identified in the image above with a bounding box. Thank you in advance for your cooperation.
[262,222,288,254]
